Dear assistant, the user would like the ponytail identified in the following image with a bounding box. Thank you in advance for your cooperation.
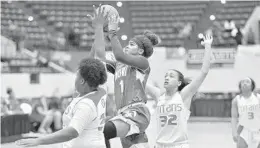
[178,77,191,91]
[171,69,191,91]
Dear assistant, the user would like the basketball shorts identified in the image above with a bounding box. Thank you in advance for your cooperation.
[239,126,260,148]
[110,102,151,147]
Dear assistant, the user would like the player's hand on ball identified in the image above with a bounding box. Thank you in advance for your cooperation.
[201,34,213,47]
[87,4,108,28]
[108,13,120,32]
[16,138,40,147]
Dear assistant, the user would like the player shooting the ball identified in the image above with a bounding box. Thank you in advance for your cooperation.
[88,4,160,148]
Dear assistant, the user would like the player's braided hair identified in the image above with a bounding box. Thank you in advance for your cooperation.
[130,30,160,58]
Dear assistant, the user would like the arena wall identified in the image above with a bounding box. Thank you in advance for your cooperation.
[149,45,260,92]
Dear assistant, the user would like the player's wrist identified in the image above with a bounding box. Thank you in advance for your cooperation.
[36,138,44,145]
[204,44,211,49]
[108,30,117,39]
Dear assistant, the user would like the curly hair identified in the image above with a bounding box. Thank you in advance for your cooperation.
[130,30,160,58]
[78,58,107,88]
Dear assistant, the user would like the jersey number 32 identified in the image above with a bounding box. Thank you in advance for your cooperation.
[160,114,177,127]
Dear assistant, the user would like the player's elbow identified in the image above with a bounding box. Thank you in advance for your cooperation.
[67,127,79,140]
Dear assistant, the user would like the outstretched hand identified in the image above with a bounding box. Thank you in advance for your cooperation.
[16,138,40,147]
[201,34,213,47]
[87,4,108,28]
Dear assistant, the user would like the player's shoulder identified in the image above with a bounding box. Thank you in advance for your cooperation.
[76,98,95,107]
[232,95,240,104]
[254,92,260,97]
[71,98,97,114]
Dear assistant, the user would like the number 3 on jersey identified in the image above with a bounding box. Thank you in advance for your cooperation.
[248,112,254,120]
[160,114,177,127]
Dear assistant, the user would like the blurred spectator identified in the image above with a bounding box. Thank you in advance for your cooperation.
[7,21,26,52]
[37,98,62,133]
[5,88,23,114]
[231,27,243,45]
[178,23,193,39]
[30,96,49,130]
[224,19,236,32]
[56,32,66,47]
[65,26,80,48]
[1,97,11,116]
[30,96,62,133]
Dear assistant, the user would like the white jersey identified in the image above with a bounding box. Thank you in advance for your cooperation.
[237,93,260,131]
[156,92,190,146]
[62,87,107,148]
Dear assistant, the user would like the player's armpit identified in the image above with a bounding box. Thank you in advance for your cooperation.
[105,61,116,74]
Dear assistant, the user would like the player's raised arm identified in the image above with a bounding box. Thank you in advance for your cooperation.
[180,35,213,109]
[87,4,107,59]
[88,5,117,74]
[231,96,239,142]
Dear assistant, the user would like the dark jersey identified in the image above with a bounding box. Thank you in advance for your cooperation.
[106,61,150,110]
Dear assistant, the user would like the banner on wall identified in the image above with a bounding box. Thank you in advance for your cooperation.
[186,48,236,69]
[165,47,186,59]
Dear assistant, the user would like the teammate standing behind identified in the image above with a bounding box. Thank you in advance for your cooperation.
[146,35,213,148]
[89,5,160,148]
[231,77,260,148]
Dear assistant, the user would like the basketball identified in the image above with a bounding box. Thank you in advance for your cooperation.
[97,5,120,30]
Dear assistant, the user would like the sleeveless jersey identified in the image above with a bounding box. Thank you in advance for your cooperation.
[237,93,260,131]
[62,87,107,148]
[156,92,191,145]
[110,62,150,110]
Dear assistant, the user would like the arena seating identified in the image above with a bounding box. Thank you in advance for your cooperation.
[1,1,259,50]
[25,1,106,48]
[129,1,208,47]
[1,1,48,46]
[213,1,260,47]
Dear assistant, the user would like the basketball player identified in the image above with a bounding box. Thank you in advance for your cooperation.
[16,58,108,148]
[88,4,116,122]
[16,7,110,147]
[89,5,160,148]
[231,77,260,148]
[146,35,213,148]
